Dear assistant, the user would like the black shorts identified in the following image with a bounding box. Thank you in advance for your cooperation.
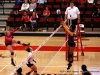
[68,19,78,32]
[5,42,12,46]
[68,42,75,47]
[26,63,33,67]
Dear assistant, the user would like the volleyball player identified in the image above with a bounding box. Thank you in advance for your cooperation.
[64,1,80,70]
[16,67,23,75]
[4,26,30,66]
[67,34,75,70]
[80,64,91,75]
[25,44,37,75]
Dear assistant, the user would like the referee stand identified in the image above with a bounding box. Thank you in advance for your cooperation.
[66,24,84,61]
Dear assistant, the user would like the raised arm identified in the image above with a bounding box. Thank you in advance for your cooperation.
[10,28,18,35]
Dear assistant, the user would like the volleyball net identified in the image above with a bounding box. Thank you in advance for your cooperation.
[10,25,68,75]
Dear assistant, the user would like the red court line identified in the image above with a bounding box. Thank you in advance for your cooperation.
[0,46,100,52]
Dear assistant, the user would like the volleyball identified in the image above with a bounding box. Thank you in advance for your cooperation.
[56,9,61,14]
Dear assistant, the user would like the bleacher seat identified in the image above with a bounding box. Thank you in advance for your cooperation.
[13,5,20,11]
[84,17,92,28]
[36,5,44,11]
[10,11,16,18]
[47,17,55,30]
[45,4,52,10]
[61,5,67,11]
[7,17,14,27]
[39,17,47,29]
[78,5,85,12]
[85,11,93,18]
[15,18,22,27]
[55,17,62,29]
[17,11,24,17]
[53,5,61,11]
[54,0,62,5]
[47,0,54,5]
[86,4,94,11]
[93,17,100,28]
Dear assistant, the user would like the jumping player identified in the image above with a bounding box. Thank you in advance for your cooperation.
[25,44,37,75]
[4,27,29,66]
[67,34,75,70]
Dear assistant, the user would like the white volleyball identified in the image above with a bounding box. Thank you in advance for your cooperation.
[56,9,61,14]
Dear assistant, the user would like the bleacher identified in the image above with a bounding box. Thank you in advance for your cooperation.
[0,0,100,36]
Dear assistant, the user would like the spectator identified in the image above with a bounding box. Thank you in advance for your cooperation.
[38,0,47,5]
[30,11,39,31]
[29,0,37,12]
[80,64,91,75]
[96,0,100,4]
[19,0,29,11]
[93,8,100,17]
[15,0,23,6]
[43,6,50,21]
[87,0,94,4]
[97,8,100,17]
[22,11,30,31]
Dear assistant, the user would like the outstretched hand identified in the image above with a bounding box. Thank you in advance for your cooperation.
[19,26,22,29]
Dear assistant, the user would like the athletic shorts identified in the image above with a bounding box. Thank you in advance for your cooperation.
[68,42,75,47]
[26,63,33,67]
[5,42,12,46]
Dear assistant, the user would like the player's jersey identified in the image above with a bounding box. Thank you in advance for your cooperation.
[26,50,33,64]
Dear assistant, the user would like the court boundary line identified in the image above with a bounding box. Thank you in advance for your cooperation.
[0,53,17,72]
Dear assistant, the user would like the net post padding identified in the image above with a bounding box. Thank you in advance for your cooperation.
[10,25,62,75]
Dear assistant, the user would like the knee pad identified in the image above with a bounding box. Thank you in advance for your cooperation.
[17,41,21,44]
[34,71,37,73]
[11,52,14,55]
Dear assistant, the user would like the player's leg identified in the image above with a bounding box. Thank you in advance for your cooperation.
[6,44,16,66]
[32,65,37,75]
[67,42,75,70]
[12,40,30,46]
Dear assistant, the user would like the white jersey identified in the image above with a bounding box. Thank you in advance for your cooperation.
[26,50,33,64]
[65,6,80,19]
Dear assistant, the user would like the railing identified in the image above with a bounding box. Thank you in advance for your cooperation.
[0,0,11,14]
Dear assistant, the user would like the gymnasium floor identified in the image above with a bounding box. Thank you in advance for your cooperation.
[0,36,100,75]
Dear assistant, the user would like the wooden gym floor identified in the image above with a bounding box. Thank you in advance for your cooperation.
[0,36,100,75]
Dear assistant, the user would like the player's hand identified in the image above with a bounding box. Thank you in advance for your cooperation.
[19,26,22,29]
